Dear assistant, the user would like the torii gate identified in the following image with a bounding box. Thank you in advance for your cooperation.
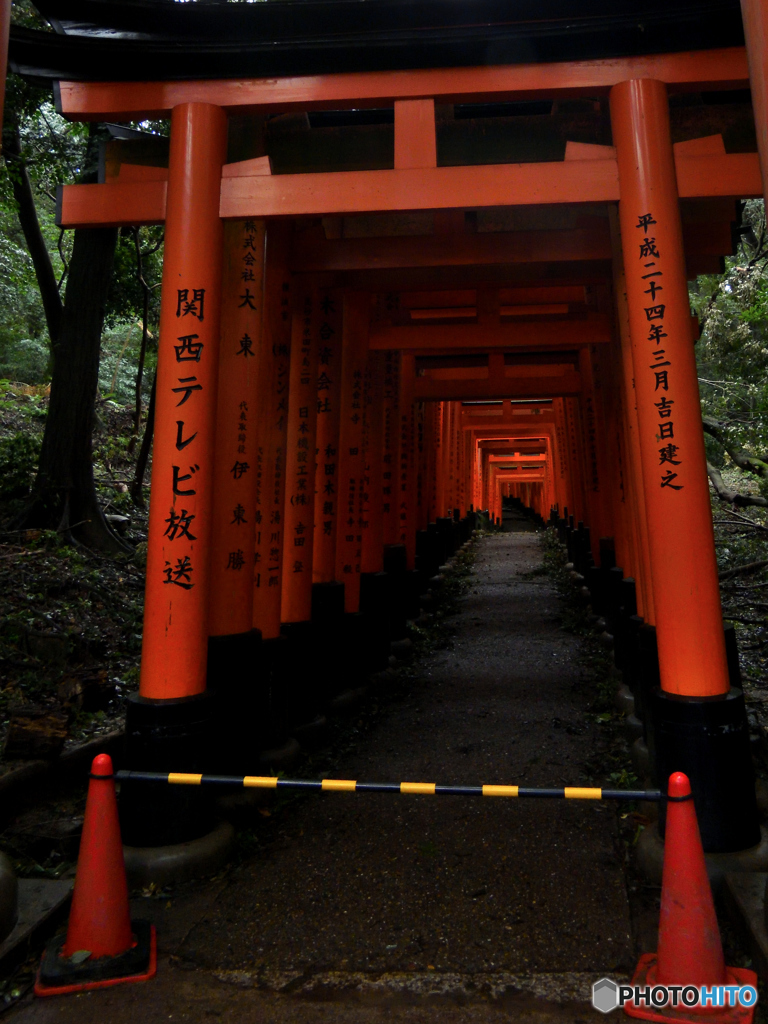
[11,1,768,859]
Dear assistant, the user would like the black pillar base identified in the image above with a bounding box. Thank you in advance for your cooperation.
[612,578,638,671]
[417,528,440,580]
[207,628,263,774]
[280,620,322,727]
[435,517,455,559]
[384,545,408,640]
[651,687,760,853]
[360,571,392,671]
[120,691,217,848]
[341,611,367,680]
[311,581,347,701]
[260,635,292,749]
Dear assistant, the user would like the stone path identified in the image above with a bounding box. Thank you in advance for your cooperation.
[13,529,633,1023]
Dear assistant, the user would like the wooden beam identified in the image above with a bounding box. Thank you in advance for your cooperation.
[57,149,761,229]
[414,371,581,400]
[220,158,621,218]
[316,262,613,292]
[394,98,436,170]
[58,179,167,228]
[369,315,610,351]
[296,222,731,273]
[56,48,749,121]
[292,225,612,271]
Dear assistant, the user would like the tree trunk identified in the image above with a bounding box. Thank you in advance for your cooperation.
[24,225,128,553]
[6,116,129,554]
[130,369,155,507]
[2,121,62,348]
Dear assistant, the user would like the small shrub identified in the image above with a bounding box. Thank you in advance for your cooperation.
[0,431,41,499]
[0,337,50,384]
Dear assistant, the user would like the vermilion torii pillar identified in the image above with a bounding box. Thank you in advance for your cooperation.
[206,218,265,765]
[252,224,292,642]
[382,351,400,546]
[124,102,227,847]
[281,284,319,627]
[611,78,759,852]
[312,289,343,589]
[335,292,369,613]
[611,211,656,624]
[361,351,385,578]
[280,283,321,725]
[250,223,293,750]
[208,218,265,645]
[740,0,768,211]
[397,352,417,570]
[140,102,227,701]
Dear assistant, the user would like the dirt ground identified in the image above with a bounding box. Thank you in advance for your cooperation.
[11,528,635,1023]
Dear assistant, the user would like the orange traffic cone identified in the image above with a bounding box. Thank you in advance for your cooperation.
[35,754,156,996]
[624,772,756,1024]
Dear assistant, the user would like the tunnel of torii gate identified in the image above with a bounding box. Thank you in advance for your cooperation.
[9,0,768,856]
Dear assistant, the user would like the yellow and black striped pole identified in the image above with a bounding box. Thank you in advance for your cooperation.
[114,771,661,802]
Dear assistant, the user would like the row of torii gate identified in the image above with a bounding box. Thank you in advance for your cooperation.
[7,2,768,855]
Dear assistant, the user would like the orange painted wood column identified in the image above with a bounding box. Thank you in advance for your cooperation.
[252,223,292,640]
[611,78,728,697]
[563,398,586,524]
[335,292,369,612]
[397,352,417,569]
[382,351,400,545]
[611,212,655,622]
[594,339,635,580]
[280,284,319,626]
[578,348,611,556]
[312,288,344,584]
[449,401,459,516]
[140,103,227,700]
[208,219,265,639]
[429,403,442,521]
[361,351,385,574]
[441,401,453,516]
[415,401,429,531]
[462,428,473,515]
[740,0,768,209]
[552,399,572,517]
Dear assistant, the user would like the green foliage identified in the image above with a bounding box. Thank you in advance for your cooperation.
[105,227,164,326]
[0,70,163,398]
[0,337,49,384]
[690,200,768,465]
[98,319,156,406]
[0,431,41,498]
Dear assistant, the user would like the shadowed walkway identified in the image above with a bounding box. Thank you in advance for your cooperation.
[12,530,632,1022]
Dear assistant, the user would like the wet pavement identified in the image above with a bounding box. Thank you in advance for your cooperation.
[12,528,633,1023]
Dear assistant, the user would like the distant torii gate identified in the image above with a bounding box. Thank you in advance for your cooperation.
[33,6,768,857]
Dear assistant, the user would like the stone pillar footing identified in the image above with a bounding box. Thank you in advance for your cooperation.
[120,691,217,848]
[651,687,760,853]
[124,820,235,888]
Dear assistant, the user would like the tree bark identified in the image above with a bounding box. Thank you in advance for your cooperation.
[707,461,768,508]
[130,369,155,507]
[719,559,768,581]
[24,225,128,553]
[2,120,62,348]
[6,117,129,553]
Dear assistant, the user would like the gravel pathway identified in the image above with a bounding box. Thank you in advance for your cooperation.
[13,528,633,1023]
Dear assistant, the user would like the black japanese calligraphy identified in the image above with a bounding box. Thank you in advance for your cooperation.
[176,289,205,321]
